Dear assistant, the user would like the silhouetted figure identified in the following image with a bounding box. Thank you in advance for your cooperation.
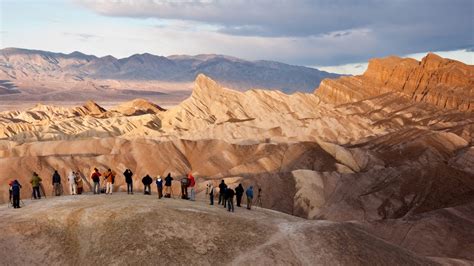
[124,169,134,194]
[235,183,244,207]
[226,187,235,212]
[256,188,263,207]
[164,173,173,198]
[218,180,227,206]
[52,170,61,196]
[11,180,22,208]
[142,174,153,195]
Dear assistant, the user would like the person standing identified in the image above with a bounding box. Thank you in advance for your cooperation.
[52,170,61,196]
[142,174,153,195]
[11,180,22,208]
[188,172,196,201]
[206,181,214,205]
[30,172,42,199]
[180,176,189,200]
[68,171,77,195]
[226,187,235,212]
[235,183,244,207]
[124,169,134,194]
[75,173,84,195]
[164,173,173,198]
[8,180,14,204]
[246,186,254,210]
[104,169,114,195]
[90,168,101,194]
[156,175,163,199]
[218,180,227,206]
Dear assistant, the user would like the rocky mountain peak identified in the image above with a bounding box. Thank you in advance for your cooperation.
[316,53,473,111]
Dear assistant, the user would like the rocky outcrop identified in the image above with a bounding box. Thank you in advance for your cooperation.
[316,53,474,111]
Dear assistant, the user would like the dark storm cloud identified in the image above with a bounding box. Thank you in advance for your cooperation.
[77,0,473,65]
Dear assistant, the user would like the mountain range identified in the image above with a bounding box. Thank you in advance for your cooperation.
[0,48,339,101]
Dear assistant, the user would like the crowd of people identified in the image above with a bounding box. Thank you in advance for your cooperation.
[7,168,262,212]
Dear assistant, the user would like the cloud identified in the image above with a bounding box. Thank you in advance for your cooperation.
[63,32,100,42]
[75,0,474,65]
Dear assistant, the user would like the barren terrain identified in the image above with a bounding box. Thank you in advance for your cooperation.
[0,53,472,265]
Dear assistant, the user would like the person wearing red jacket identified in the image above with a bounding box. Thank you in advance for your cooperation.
[90,168,101,194]
[188,172,196,201]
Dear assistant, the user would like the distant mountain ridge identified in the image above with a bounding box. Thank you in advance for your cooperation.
[0,47,339,93]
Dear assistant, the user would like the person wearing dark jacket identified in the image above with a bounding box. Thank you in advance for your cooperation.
[142,174,153,195]
[218,180,227,206]
[180,176,189,200]
[235,183,244,207]
[52,170,61,196]
[156,175,163,199]
[164,173,173,198]
[124,169,134,194]
[11,180,22,208]
[226,187,235,212]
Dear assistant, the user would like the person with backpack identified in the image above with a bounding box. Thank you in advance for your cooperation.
[75,172,84,195]
[123,169,134,194]
[218,180,227,206]
[235,183,244,207]
[226,187,235,212]
[180,176,189,200]
[30,172,42,199]
[188,172,196,201]
[142,174,153,195]
[90,168,101,194]
[156,175,163,199]
[246,186,254,210]
[68,171,77,195]
[164,173,173,198]
[11,180,22,208]
[104,169,115,195]
[206,181,214,205]
[52,170,61,196]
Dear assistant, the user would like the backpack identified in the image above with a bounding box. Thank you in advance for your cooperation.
[181,177,189,186]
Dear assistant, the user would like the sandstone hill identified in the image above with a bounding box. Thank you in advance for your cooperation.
[316,53,474,111]
[0,53,473,264]
[0,194,472,265]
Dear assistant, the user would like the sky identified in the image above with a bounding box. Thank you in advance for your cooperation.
[0,0,472,74]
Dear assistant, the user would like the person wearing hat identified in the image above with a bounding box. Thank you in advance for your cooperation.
[90,168,101,194]
[155,175,163,199]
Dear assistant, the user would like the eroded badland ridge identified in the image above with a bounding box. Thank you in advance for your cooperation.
[0,53,473,264]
